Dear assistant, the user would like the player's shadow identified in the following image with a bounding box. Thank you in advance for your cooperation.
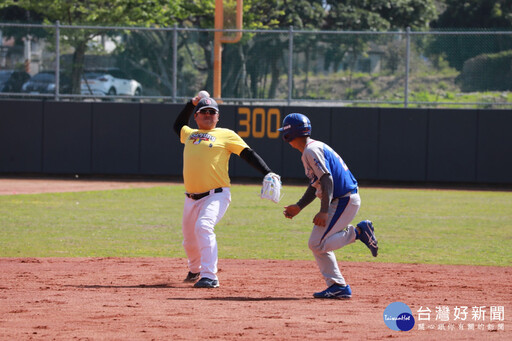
[70,284,183,289]
[68,285,306,300]
[169,297,304,301]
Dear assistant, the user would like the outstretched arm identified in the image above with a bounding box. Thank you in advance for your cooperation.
[239,148,272,175]
[297,185,317,210]
[283,185,316,219]
[243,148,282,204]
[283,174,333,225]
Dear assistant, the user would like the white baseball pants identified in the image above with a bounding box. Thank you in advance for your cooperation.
[181,187,231,281]
[308,192,361,287]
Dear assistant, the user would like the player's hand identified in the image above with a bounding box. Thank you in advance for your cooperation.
[313,212,328,227]
[283,204,301,219]
[192,90,210,106]
[192,96,201,106]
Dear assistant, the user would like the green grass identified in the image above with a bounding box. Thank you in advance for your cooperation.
[0,185,511,266]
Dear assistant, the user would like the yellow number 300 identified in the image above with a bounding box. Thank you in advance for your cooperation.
[237,107,281,139]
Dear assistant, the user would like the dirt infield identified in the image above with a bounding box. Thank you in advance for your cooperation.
[0,258,510,340]
[0,177,176,195]
[0,178,510,340]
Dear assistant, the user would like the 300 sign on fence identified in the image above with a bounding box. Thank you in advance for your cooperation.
[237,107,281,139]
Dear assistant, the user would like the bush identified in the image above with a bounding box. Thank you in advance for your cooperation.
[456,50,512,92]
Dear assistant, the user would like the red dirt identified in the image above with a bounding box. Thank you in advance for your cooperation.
[0,258,510,340]
[0,177,176,195]
[0,178,510,340]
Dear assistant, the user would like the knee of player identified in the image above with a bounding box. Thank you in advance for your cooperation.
[182,238,194,248]
[308,239,322,253]
[195,219,216,233]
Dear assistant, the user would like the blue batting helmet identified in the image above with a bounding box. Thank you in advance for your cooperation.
[278,113,312,142]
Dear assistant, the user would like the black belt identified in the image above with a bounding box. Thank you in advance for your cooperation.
[186,187,223,200]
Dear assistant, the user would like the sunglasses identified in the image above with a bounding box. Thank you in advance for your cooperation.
[197,109,218,115]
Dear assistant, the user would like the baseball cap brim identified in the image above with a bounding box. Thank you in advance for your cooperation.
[194,97,219,113]
[197,105,218,111]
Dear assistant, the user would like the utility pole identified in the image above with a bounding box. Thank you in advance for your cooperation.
[213,0,243,100]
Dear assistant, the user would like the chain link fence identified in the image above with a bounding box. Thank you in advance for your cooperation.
[1,22,511,108]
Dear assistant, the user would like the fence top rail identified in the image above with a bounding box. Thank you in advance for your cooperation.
[1,93,510,108]
[1,22,511,35]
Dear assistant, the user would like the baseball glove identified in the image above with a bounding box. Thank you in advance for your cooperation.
[260,172,282,203]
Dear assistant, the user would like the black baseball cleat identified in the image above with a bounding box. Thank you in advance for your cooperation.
[183,271,200,283]
[356,220,379,257]
[194,277,219,288]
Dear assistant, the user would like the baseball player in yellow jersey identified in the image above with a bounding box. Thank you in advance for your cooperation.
[173,92,278,288]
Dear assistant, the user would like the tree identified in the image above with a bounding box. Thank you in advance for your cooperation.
[321,0,437,97]
[221,0,438,98]
[0,5,45,38]
[428,0,512,70]
[1,0,442,99]
[432,0,512,29]
[323,0,437,31]
[0,5,46,67]
[1,0,184,93]
[236,0,326,98]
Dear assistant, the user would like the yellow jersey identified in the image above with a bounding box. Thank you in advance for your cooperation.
[180,126,249,193]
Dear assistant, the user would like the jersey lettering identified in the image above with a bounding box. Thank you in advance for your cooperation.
[189,132,216,145]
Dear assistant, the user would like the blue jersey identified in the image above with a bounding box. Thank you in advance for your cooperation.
[301,139,358,199]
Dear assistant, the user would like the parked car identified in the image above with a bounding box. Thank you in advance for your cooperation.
[81,68,142,96]
[21,71,71,94]
[0,70,31,93]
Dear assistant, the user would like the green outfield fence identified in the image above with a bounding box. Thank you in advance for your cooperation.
[1,22,512,108]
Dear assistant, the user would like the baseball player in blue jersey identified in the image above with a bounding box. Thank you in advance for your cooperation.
[279,113,378,299]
